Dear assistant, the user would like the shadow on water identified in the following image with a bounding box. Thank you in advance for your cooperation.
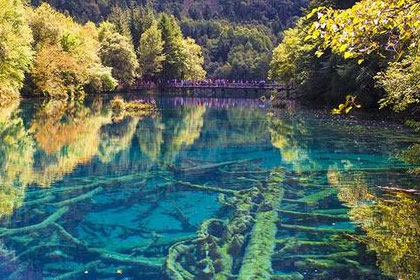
[0,95,419,279]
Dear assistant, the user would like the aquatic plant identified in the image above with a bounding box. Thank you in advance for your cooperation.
[238,168,285,280]
[110,95,156,122]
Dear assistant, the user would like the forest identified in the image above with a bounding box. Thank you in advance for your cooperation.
[0,0,208,101]
[269,0,420,114]
[0,0,314,103]
[2,0,420,114]
[28,0,310,80]
[2,1,420,280]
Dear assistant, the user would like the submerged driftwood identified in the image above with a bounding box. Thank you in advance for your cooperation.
[163,163,382,280]
[165,168,286,280]
[0,158,384,279]
[237,169,285,280]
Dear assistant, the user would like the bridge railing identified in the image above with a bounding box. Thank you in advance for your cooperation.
[131,80,285,90]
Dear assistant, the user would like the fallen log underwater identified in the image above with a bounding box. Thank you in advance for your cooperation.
[165,167,286,280]
[162,166,382,280]
[0,161,387,280]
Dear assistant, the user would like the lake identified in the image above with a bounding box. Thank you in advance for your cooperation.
[0,95,419,280]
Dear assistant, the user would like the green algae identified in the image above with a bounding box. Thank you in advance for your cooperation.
[238,168,285,280]
[165,168,287,280]
[297,188,337,205]
[272,273,304,280]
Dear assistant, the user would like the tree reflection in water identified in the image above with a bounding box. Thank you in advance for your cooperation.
[0,100,34,219]
[138,105,206,164]
[330,169,420,280]
[0,97,155,217]
[269,109,420,280]
[0,98,419,279]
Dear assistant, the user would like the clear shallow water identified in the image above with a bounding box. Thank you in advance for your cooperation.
[0,96,419,280]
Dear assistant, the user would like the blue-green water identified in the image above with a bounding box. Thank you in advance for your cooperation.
[0,96,419,280]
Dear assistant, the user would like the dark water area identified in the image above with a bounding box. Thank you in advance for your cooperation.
[0,95,420,280]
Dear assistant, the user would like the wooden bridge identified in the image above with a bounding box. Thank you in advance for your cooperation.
[131,81,287,91]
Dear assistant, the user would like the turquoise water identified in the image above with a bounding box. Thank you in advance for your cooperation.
[0,96,419,280]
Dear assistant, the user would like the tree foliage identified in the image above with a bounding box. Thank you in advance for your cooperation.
[182,38,206,80]
[270,0,420,111]
[31,0,309,32]
[269,22,313,86]
[0,0,33,101]
[159,13,188,80]
[376,51,420,112]
[307,0,420,62]
[137,21,166,79]
[28,3,116,97]
[304,0,420,111]
[27,0,311,82]
[0,1,211,99]
[108,4,155,49]
[157,14,206,80]
[181,19,273,79]
[98,22,139,87]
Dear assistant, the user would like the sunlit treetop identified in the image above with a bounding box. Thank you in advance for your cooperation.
[0,0,33,101]
[306,0,420,63]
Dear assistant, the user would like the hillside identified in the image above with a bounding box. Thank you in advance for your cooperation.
[31,0,309,30]
[29,0,309,80]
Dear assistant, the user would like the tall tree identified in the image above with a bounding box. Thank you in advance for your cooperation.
[28,3,116,97]
[128,4,155,49]
[0,0,33,101]
[158,13,187,80]
[98,22,139,87]
[182,38,206,80]
[107,6,132,40]
[108,4,155,49]
[137,21,165,80]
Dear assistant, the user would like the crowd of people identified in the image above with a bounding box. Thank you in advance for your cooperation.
[133,79,283,89]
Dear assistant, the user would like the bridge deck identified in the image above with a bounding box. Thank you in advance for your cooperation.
[131,82,286,91]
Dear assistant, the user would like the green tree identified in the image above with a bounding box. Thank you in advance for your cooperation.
[128,4,155,49]
[137,21,165,79]
[304,0,420,111]
[182,38,206,80]
[376,52,420,112]
[269,0,399,107]
[211,24,273,80]
[158,13,187,80]
[108,4,155,49]
[28,3,116,97]
[107,6,132,41]
[269,24,312,87]
[98,22,139,87]
[0,0,33,101]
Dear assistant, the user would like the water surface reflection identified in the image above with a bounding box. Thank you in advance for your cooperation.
[0,96,418,280]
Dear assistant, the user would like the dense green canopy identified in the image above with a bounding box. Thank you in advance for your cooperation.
[0,0,33,102]
[0,0,208,100]
[269,0,420,112]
